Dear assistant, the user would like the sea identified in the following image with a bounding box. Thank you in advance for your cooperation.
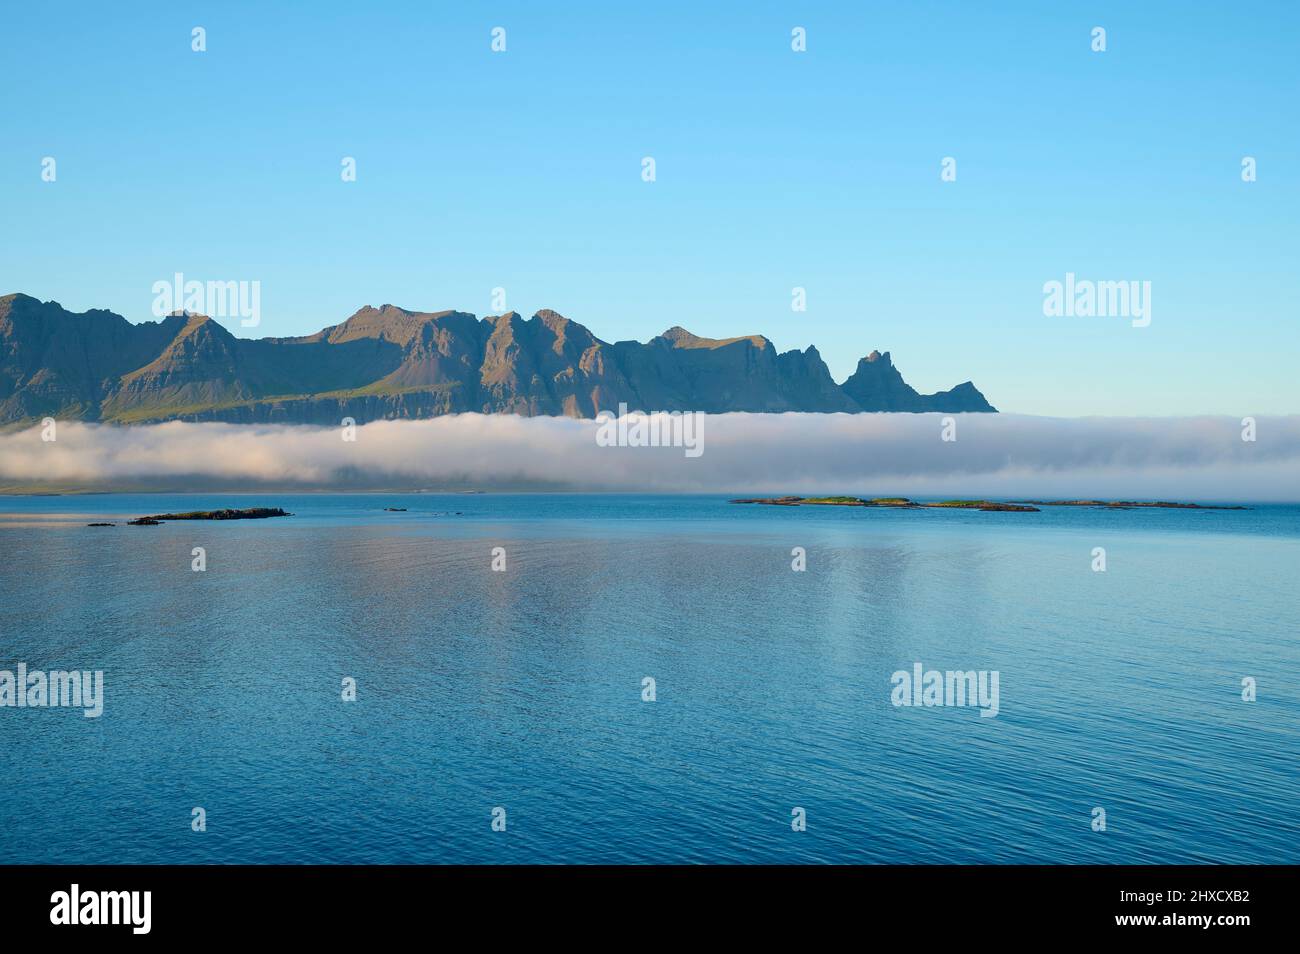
[1,494,1297,864]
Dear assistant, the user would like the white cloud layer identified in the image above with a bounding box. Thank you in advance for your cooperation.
[1,414,1297,500]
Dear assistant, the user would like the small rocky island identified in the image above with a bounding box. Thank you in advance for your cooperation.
[126,507,291,525]
[730,497,1039,512]
[1016,500,1249,510]
[731,497,1249,513]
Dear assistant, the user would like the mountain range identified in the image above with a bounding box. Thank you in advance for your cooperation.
[0,293,996,427]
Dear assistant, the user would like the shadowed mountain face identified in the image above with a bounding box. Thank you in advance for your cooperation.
[0,294,996,425]
[840,350,994,413]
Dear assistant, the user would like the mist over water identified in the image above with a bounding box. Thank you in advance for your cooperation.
[2,495,1297,863]
[2,414,1299,499]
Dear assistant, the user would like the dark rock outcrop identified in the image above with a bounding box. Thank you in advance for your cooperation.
[132,508,291,521]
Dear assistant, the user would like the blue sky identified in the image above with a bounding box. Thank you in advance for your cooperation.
[2,1,1296,415]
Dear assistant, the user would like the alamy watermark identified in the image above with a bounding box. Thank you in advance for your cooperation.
[1043,272,1150,328]
[595,403,704,458]
[890,663,999,718]
[0,663,104,718]
[50,885,150,934]
[152,272,261,327]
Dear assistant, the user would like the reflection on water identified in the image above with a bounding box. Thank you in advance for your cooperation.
[1,495,1298,863]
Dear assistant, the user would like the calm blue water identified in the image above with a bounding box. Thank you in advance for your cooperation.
[1,494,1297,864]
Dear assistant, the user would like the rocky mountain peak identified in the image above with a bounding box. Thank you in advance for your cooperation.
[660,326,770,350]
[0,293,997,425]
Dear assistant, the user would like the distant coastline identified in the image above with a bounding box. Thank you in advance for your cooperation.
[730,497,1251,512]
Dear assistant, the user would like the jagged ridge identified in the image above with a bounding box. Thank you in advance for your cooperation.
[0,293,996,426]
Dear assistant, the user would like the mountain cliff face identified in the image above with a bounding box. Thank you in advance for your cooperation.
[840,351,993,413]
[0,293,996,426]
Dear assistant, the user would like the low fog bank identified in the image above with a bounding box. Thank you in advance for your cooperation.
[1,413,1297,501]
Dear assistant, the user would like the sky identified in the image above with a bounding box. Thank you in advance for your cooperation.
[2,1,1297,416]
